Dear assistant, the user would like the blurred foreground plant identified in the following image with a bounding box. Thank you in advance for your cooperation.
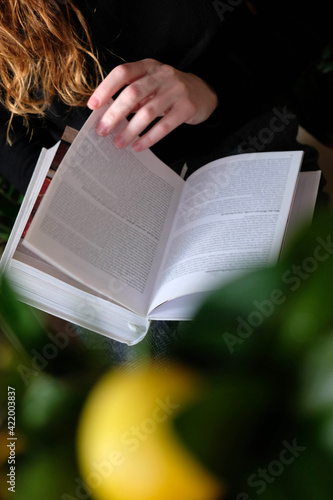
[167,210,333,499]
[77,210,333,500]
[0,275,113,500]
[2,210,333,500]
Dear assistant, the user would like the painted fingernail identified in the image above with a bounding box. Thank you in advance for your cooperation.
[114,136,125,148]
[132,141,143,152]
[96,121,109,136]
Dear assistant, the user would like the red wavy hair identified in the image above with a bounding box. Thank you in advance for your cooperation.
[0,0,103,132]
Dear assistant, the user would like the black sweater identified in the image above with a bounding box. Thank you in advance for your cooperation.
[0,0,331,192]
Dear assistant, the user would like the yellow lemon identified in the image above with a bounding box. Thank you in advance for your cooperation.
[77,362,224,500]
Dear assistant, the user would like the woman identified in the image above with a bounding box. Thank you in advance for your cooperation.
[0,0,331,193]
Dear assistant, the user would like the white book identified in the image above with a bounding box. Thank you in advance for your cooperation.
[0,105,321,344]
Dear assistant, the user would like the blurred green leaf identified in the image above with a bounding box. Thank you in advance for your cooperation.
[0,276,45,351]
[169,210,333,498]
[20,374,74,433]
[14,447,81,500]
[173,375,283,481]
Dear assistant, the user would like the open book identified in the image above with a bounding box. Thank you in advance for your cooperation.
[0,104,321,344]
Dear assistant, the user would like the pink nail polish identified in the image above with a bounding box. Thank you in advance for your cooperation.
[114,136,125,148]
[96,122,108,136]
[133,142,143,152]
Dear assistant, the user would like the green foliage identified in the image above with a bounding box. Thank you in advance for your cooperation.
[170,210,333,499]
[0,277,44,353]
[2,210,333,499]
[0,276,111,500]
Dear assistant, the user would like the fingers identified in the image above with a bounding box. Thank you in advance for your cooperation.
[90,60,165,138]
[112,92,176,149]
[95,75,160,137]
[87,59,153,110]
[87,59,218,152]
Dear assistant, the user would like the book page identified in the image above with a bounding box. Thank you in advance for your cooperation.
[0,142,60,274]
[149,151,303,313]
[281,170,321,253]
[23,105,184,317]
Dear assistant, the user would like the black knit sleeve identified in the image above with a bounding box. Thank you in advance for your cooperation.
[0,110,65,193]
[187,1,332,132]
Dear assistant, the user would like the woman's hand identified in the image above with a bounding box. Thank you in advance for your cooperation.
[87,58,218,152]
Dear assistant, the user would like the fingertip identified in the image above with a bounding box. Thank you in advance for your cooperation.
[87,96,100,110]
[132,141,143,152]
